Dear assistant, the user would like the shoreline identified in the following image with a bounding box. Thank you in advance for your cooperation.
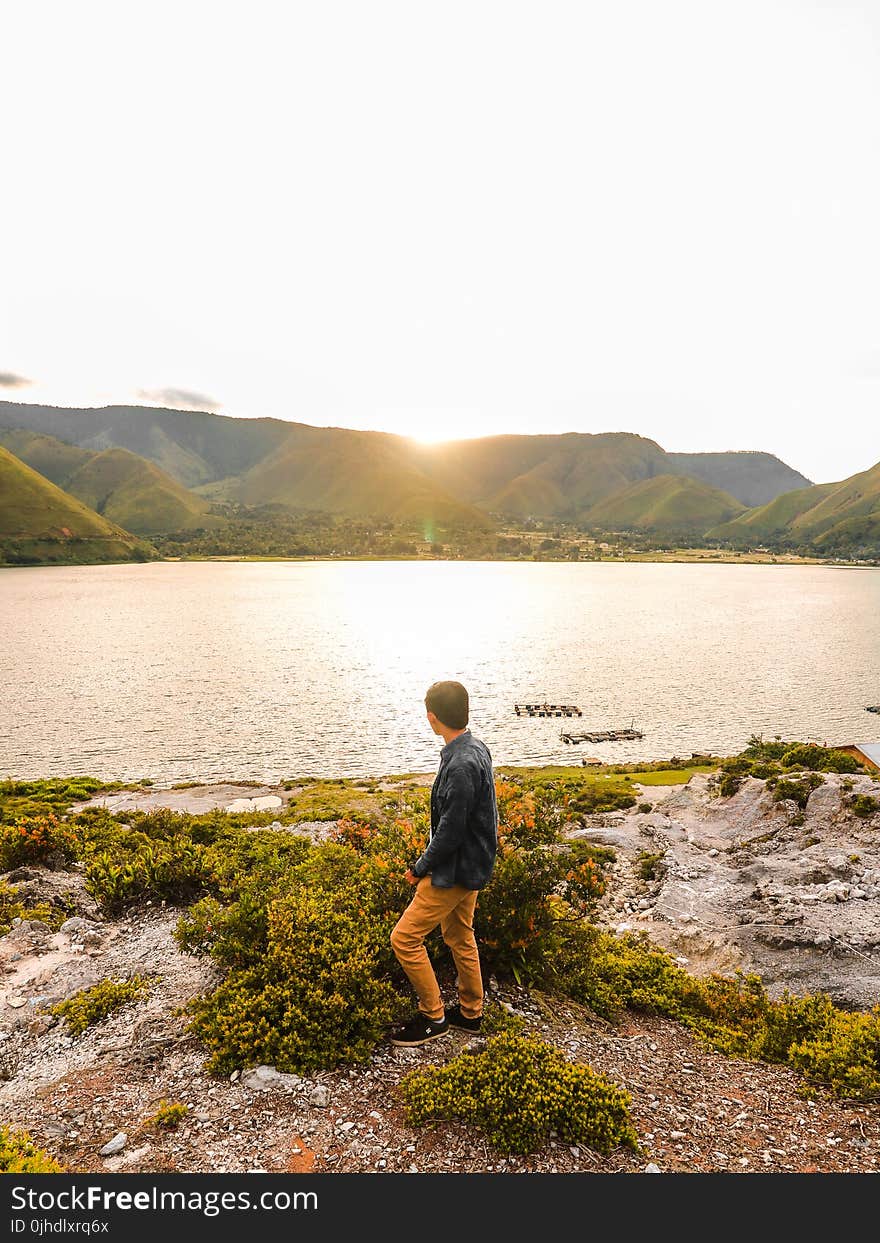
[2,551,875,569]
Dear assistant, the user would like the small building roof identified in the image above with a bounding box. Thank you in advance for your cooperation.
[853,742,880,769]
[839,742,880,770]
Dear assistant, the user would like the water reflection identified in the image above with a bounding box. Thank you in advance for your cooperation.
[0,561,878,782]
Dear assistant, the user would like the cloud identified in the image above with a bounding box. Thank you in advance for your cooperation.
[0,371,32,388]
[137,386,221,412]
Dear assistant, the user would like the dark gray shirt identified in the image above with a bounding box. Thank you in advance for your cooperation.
[412,729,498,889]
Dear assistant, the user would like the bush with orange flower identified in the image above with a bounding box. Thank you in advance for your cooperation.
[0,814,80,872]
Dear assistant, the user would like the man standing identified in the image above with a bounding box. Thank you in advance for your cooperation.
[389,680,498,1047]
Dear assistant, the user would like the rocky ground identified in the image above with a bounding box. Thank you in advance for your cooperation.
[587,770,880,1007]
[2,772,879,1174]
[68,782,293,817]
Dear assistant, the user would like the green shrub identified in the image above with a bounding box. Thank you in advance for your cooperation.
[716,740,859,791]
[176,891,273,968]
[743,735,790,762]
[0,1125,64,1172]
[202,827,313,895]
[50,976,150,1036]
[84,838,209,913]
[781,744,861,774]
[481,1002,527,1036]
[146,1101,189,1129]
[0,880,74,935]
[636,851,666,882]
[476,847,566,984]
[768,773,823,809]
[400,1032,639,1155]
[717,770,742,798]
[850,794,879,819]
[551,925,687,1021]
[476,842,606,985]
[788,1006,880,1098]
[0,815,80,871]
[637,802,653,814]
[185,866,405,1076]
[550,927,880,1099]
[493,780,564,847]
[748,761,780,780]
[567,783,637,816]
[721,756,753,776]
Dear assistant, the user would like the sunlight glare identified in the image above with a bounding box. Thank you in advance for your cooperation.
[375,408,487,445]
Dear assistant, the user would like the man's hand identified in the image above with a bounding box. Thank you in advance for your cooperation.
[404,867,419,885]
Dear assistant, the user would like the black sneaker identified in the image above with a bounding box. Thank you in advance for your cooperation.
[389,1013,450,1047]
[444,1004,482,1032]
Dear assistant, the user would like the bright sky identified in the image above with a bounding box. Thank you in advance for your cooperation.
[2,0,878,484]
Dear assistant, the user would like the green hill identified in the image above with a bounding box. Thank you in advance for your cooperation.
[0,427,93,486]
[707,483,839,541]
[63,447,225,534]
[0,429,225,534]
[412,434,808,517]
[412,432,671,518]
[708,461,880,553]
[584,473,746,532]
[222,426,492,527]
[0,445,153,565]
[787,460,880,540]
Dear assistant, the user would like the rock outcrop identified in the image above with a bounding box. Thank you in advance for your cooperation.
[578,772,880,1006]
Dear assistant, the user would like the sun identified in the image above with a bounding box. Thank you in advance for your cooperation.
[407,428,455,445]
[375,408,487,445]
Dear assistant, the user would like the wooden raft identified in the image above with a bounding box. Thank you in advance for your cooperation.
[514,703,582,718]
[560,727,644,744]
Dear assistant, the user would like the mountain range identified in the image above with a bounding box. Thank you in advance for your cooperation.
[0,398,877,561]
[0,397,809,514]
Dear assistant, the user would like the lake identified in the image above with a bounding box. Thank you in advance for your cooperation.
[1,560,878,783]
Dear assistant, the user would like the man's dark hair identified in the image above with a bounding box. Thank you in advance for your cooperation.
[425,680,469,729]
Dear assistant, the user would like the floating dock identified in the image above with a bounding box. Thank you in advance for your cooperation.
[514,703,582,717]
[560,727,644,744]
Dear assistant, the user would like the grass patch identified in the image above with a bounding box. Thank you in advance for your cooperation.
[280,779,404,823]
[0,777,131,824]
[497,763,717,788]
[629,767,715,785]
[497,764,600,780]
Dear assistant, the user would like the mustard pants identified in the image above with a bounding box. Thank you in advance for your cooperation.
[390,876,484,1022]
